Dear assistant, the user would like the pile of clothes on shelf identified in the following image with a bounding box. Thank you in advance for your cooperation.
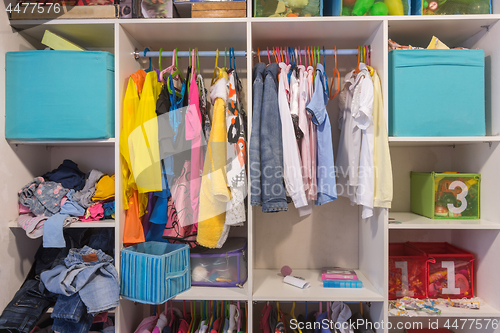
[0,228,118,333]
[17,159,115,248]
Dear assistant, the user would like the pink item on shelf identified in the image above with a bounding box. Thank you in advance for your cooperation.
[19,203,32,214]
[80,202,104,222]
[281,265,292,277]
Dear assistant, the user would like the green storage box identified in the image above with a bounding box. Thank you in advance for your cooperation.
[410,172,480,219]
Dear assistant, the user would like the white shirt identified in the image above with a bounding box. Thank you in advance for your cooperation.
[337,63,375,218]
[278,62,307,209]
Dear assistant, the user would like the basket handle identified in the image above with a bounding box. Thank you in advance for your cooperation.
[165,266,189,280]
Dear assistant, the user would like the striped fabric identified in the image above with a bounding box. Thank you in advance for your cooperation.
[120,242,190,304]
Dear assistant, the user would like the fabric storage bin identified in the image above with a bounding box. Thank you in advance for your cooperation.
[190,237,247,287]
[120,242,190,304]
[388,49,485,137]
[254,0,322,17]
[412,0,491,14]
[389,243,428,299]
[5,50,114,140]
[324,0,410,16]
[411,172,480,219]
[408,242,474,299]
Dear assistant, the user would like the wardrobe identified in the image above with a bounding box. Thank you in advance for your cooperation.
[1,7,500,333]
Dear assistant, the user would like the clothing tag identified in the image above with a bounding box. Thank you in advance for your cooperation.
[82,253,98,262]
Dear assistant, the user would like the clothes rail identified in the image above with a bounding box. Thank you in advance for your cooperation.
[133,48,363,59]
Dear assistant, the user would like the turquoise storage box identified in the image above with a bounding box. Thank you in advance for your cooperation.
[5,50,114,140]
[120,242,191,304]
[389,49,485,137]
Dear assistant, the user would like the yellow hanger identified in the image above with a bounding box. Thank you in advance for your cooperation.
[211,49,219,86]
[158,47,163,71]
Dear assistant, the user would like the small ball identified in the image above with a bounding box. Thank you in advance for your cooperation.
[192,266,209,282]
[281,265,292,277]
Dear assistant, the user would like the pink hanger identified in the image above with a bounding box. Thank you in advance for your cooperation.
[160,48,177,83]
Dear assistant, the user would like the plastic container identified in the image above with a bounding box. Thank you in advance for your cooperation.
[408,242,474,299]
[120,242,190,304]
[5,51,114,140]
[389,49,485,137]
[389,243,428,299]
[254,0,322,17]
[190,237,247,287]
[324,0,410,16]
[323,280,363,288]
[411,172,480,219]
[412,0,491,14]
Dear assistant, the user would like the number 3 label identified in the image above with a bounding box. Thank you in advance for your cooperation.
[448,181,468,214]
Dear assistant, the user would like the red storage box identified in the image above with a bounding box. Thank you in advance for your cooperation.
[408,242,474,299]
[389,243,428,299]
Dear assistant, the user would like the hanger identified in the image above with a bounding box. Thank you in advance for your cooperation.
[329,46,341,100]
[144,47,152,72]
[267,47,271,64]
[258,47,261,63]
[273,47,278,63]
[319,301,323,314]
[171,47,184,82]
[197,47,200,75]
[211,49,220,86]
[304,46,308,68]
[281,302,302,333]
[188,301,194,333]
[322,46,329,96]
[354,45,361,74]
[158,47,164,71]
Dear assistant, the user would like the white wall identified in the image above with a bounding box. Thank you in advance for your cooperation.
[0,12,48,308]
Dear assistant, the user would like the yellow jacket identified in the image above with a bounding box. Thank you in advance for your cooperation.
[197,70,231,248]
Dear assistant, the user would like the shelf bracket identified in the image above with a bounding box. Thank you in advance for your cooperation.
[488,141,492,148]
[481,25,490,33]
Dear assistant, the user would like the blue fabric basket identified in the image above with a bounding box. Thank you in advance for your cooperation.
[5,50,114,140]
[389,49,485,137]
[120,242,191,304]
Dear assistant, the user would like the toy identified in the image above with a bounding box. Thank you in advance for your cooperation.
[352,0,374,15]
[427,261,471,298]
[281,265,292,277]
[369,2,389,14]
[385,0,404,14]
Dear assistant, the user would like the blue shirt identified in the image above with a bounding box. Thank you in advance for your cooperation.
[306,63,337,205]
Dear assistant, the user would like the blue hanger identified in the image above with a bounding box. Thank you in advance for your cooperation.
[144,47,151,72]
[323,46,329,96]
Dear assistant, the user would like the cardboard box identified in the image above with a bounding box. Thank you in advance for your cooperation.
[191,1,246,17]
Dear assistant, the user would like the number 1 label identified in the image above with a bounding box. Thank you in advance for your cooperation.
[442,261,460,294]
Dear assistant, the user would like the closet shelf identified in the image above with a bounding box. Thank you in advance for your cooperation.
[252,269,384,302]
[173,284,249,301]
[7,139,116,147]
[388,212,500,230]
[389,302,500,318]
[45,307,116,314]
[388,136,500,147]
[8,219,116,229]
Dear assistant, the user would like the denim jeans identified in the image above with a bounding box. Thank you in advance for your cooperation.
[0,280,56,333]
[51,293,94,333]
[260,63,288,212]
[250,62,266,206]
[40,246,119,314]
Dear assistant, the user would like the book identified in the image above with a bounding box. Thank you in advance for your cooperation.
[321,267,357,280]
[42,30,86,51]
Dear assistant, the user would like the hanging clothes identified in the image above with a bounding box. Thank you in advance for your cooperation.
[306,65,318,202]
[128,70,163,193]
[371,69,393,209]
[278,62,307,210]
[225,69,246,227]
[249,62,266,207]
[197,69,231,248]
[306,63,337,206]
[297,65,313,202]
[337,63,375,219]
[260,63,288,213]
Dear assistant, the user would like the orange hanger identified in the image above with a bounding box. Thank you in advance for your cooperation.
[329,46,341,100]
[273,47,278,63]
[257,47,261,63]
[354,45,361,74]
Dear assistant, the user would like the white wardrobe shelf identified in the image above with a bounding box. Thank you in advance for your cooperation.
[389,302,500,318]
[173,284,249,301]
[8,219,116,229]
[389,136,500,147]
[252,269,384,302]
[388,212,500,230]
[7,138,116,147]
